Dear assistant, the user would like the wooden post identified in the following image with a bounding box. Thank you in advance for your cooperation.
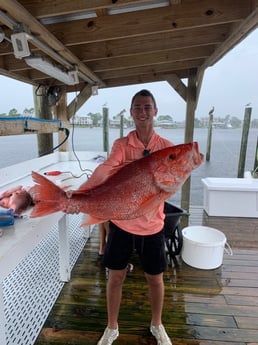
[55,90,70,152]
[33,85,53,157]
[206,108,214,161]
[120,114,124,138]
[102,106,109,155]
[237,107,252,178]
[181,68,197,227]
[253,137,258,177]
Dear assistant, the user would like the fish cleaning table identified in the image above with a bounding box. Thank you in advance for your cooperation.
[0,151,105,345]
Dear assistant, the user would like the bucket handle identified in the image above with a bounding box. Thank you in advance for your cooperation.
[224,242,233,256]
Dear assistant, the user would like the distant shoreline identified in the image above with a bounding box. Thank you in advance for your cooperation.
[0,127,256,206]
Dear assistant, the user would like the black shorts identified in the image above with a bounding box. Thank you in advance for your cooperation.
[103,221,167,275]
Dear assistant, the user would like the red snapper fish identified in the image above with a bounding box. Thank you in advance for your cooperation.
[0,185,33,215]
[30,142,203,225]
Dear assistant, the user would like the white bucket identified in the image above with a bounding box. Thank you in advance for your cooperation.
[181,226,232,270]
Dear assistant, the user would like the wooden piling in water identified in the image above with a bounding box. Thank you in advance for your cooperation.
[120,114,124,138]
[102,106,109,155]
[237,107,252,178]
[206,112,213,161]
[253,136,258,177]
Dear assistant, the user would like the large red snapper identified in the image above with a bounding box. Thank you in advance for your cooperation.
[30,142,203,225]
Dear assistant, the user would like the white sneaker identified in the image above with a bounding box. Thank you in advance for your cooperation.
[97,327,119,345]
[150,324,172,345]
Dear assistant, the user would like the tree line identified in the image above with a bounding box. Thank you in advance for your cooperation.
[1,108,258,128]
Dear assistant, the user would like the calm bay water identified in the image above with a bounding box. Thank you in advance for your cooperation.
[0,127,257,206]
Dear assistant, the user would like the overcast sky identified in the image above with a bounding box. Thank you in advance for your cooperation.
[1,28,257,121]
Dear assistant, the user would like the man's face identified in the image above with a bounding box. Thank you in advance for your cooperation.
[130,96,158,127]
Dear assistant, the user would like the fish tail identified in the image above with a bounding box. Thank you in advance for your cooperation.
[30,171,65,217]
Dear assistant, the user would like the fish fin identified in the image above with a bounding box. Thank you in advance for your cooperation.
[77,161,132,193]
[30,171,64,217]
[129,195,161,219]
[31,171,64,200]
[80,215,108,227]
[77,184,95,193]
[60,185,72,192]
[30,201,61,217]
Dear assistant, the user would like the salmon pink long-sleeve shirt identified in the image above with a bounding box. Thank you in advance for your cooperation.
[82,130,173,235]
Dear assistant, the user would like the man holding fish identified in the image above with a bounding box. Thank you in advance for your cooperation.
[31,89,203,345]
[93,89,174,345]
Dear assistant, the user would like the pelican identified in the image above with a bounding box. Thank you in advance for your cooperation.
[208,106,215,115]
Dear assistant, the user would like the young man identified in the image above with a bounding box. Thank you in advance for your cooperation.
[86,89,173,345]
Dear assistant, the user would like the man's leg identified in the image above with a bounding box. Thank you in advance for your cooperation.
[107,268,127,328]
[97,268,127,345]
[145,272,164,325]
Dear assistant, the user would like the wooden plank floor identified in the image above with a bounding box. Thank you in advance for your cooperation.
[35,208,258,345]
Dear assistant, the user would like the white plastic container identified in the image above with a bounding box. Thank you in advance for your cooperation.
[202,177,258,217]
[181,226,232,270]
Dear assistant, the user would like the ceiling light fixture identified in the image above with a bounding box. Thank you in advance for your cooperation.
[0,30,5,43]
[107,0,170,15]
[40,11,97,25]
[25,56,79,85]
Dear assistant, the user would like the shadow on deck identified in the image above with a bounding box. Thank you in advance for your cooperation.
[35,208,258,345]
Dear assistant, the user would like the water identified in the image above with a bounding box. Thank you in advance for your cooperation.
[0,127,257,206]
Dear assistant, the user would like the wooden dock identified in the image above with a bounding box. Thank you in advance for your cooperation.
[35,208,258,345]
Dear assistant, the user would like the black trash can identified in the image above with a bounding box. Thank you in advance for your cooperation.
[163,202,189,263]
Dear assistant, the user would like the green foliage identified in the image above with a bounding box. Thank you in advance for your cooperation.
[230,116,242,128]
[87,112,102,126]
[157,115,173,122]
[8,108,20,117]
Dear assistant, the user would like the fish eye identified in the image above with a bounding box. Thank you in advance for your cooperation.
[169,154,176,159]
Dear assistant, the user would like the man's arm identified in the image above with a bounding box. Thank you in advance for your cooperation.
[78,140,124,191]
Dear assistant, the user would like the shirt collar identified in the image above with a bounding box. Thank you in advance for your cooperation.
[127,130,158,149]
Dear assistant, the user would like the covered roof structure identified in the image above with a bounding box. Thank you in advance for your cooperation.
[0,0,257,101]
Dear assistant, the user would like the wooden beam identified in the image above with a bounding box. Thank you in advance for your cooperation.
[97,59,204,80]
[0,0,104,86]
[166,74,187,101]
[0,67,37,85]
[71,25,229,61]
[55,90,70,152]
[202,5,258,68]
[0,118,61,136]
[196,68,204,107]
[67,84,92,120]
[33,85,54,156]
[0,118,25,135]
[184,68,197,144]
[102,70,188,88]
[181,68,198,224]
[85,46,215,73]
